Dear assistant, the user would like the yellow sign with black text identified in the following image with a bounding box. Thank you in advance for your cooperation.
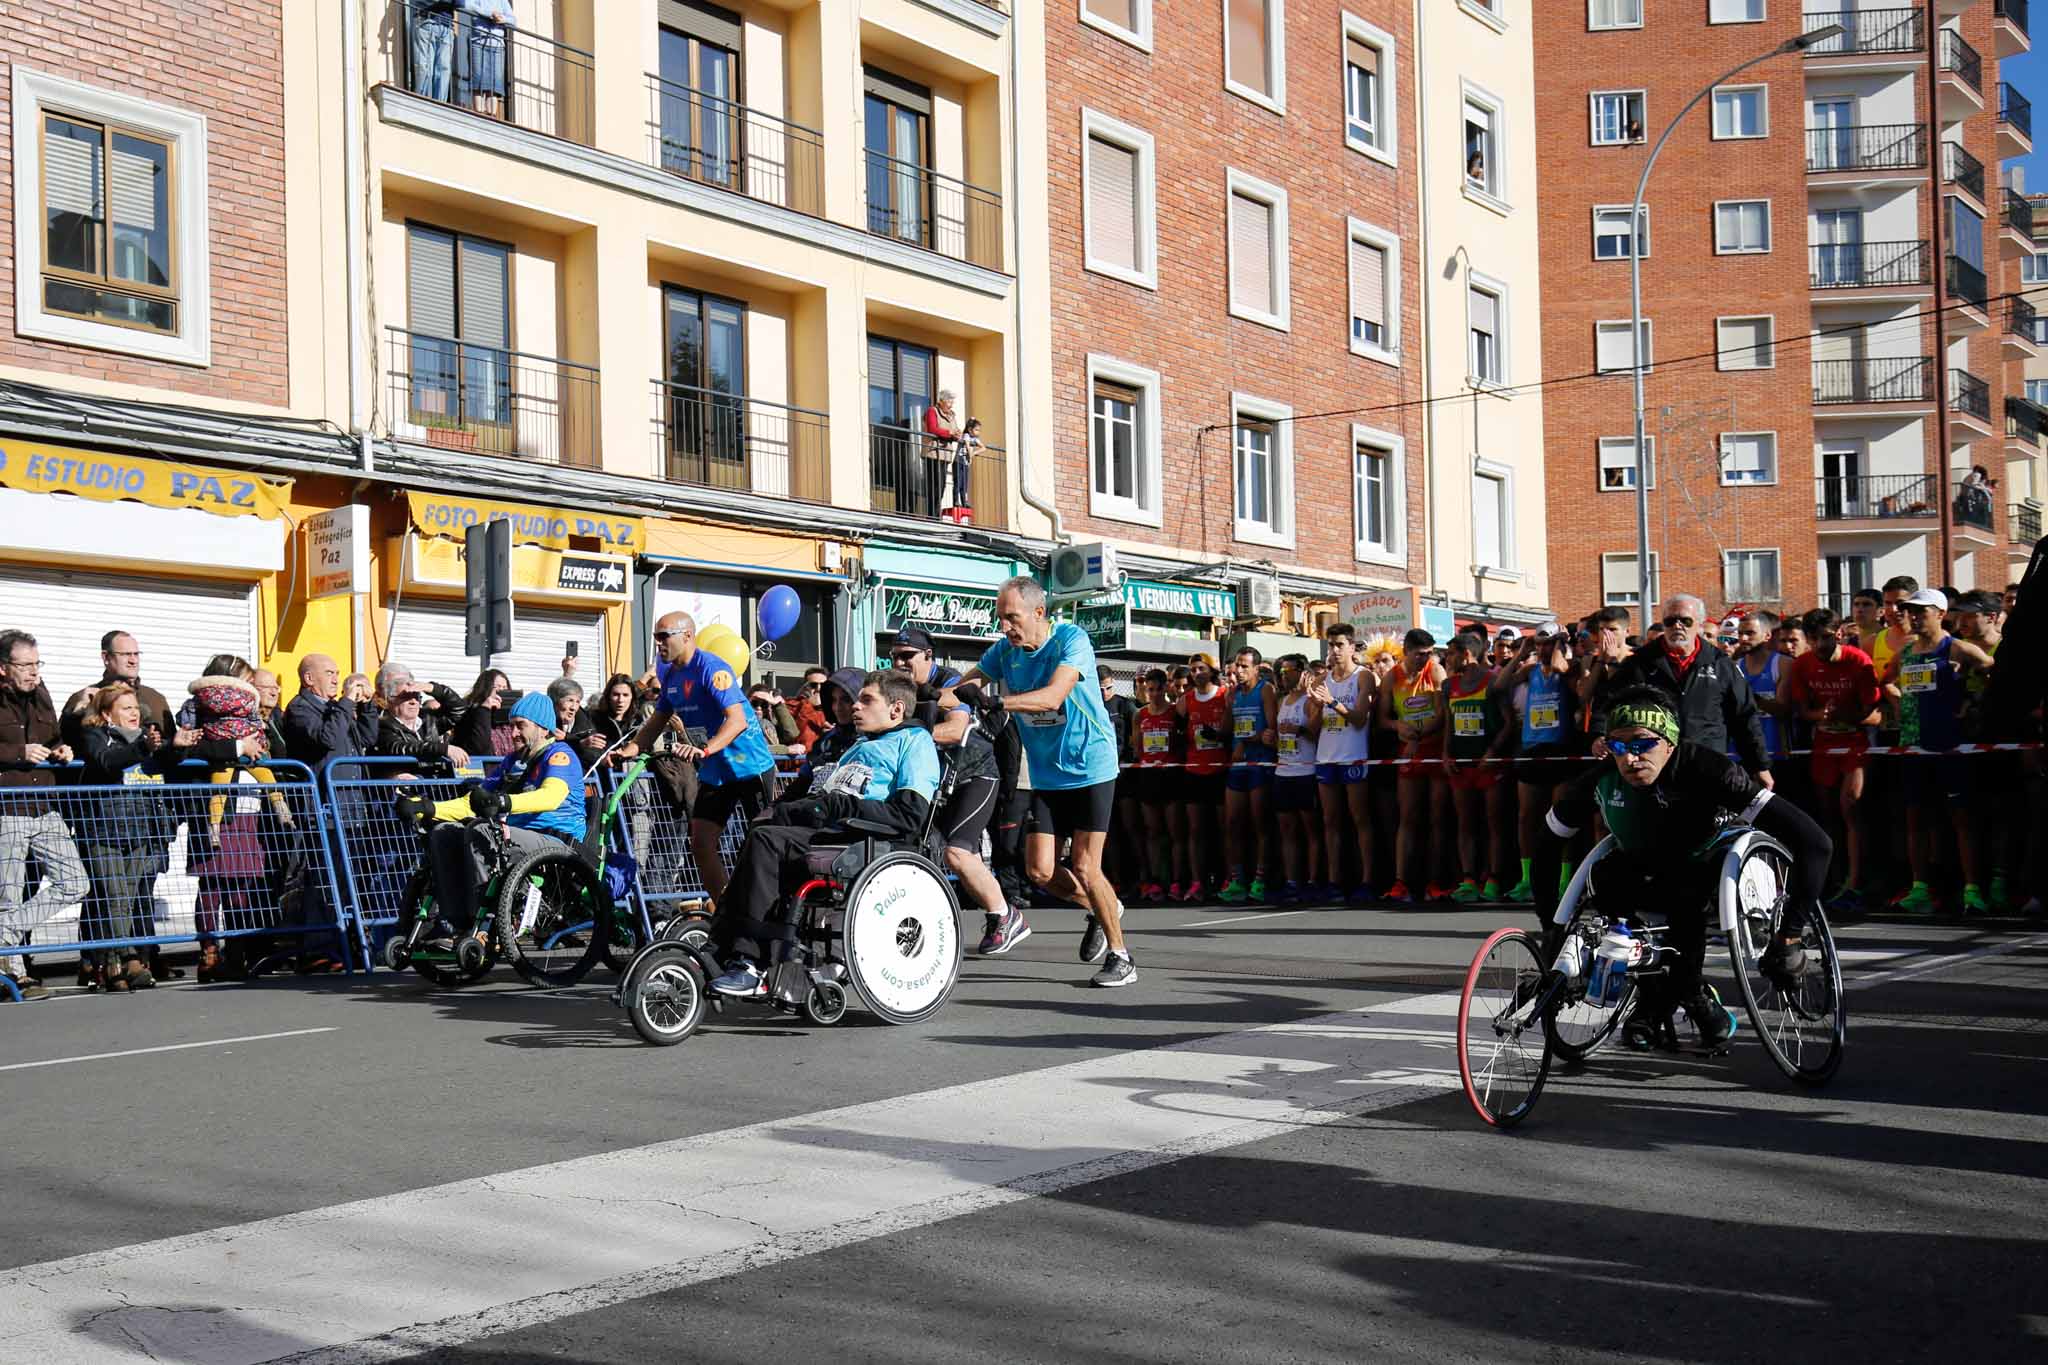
[406,491,644,553]
[0,440,293,520]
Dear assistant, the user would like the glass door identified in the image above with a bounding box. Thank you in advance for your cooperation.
[1819,441,1861,518]
[864,79,930,248]
[1811,99,1853,170]
[664,286,747,487]
[1815,208,1863,286]
[867,335,935,514]
[658,20,738,187]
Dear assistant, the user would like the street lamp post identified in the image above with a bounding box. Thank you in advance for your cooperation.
[1628,23,1843,621]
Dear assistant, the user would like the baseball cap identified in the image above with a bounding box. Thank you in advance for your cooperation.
[824,667,866,705]
[1496,627,1521,642]
[1901,588,1948,611]
[1533,621,1560,638]
[893,627,936,654]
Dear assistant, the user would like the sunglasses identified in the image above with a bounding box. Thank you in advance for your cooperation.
[890,650,924,663]
[1662,615,1695,629]
[652,630,677,643]
[1610,735,1665,757]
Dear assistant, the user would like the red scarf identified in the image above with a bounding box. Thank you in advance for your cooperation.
[1664,636,1703,674]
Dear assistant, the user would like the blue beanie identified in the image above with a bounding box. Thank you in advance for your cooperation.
[509,691,558,730]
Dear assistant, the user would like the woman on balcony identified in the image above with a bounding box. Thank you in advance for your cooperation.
[922,390,962,519]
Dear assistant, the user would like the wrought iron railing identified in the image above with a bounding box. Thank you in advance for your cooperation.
[2008,187,2038,239]
[2001,83,2034,141]
[2012,502,2043,543]
[1815,473,1936,521]
[1809,239,1928,288]
[862,150,1005,270]
[1955,480,1996,532]
[1945,141,1986,201]
[1951,370,1991,422]
[2008,395,2046,444]
[1942,29,1984,93]
[649,381,830,502]
[2011,296,2040,345]
[868,425,1008,528]
[1805,122,1925,173]
[1996,0,2030,38]
[386,327,600,468]
[1801,7,1923,55]
[1948,253,1988,307]
[389,1,594,144]
[1812,356,1933,404]
[644,74,825,218]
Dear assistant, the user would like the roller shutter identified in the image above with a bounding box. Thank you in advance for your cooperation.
[0,565,256,709]
[384,601,605,697]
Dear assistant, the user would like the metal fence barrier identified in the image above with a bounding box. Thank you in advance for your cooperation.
[592,761,747,928]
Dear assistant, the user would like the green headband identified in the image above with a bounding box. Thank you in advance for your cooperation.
[1608,701,1679,747]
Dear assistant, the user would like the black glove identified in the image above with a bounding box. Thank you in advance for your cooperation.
[393,791,434,827]
[953,682,1003,717]
[470,787,506,821]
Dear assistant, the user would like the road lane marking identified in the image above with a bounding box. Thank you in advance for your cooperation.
[1174,908,1315,929]
[1844,932,2048,989]
[0,1028,337,1073]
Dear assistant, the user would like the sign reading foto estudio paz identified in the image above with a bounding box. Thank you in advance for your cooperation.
[307,505,369,599]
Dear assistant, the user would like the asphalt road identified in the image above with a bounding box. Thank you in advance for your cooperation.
[2,901,2044,1364]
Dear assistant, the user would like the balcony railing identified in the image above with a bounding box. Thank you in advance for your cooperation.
[1956,479,1996,532]
[1942,29,1984,93]
[2009,395,2046,444]
[2012,502,2043,543]
[1801,8,1924,55]
[868,424,1008,528]
[1806,122,1925,173]
[1948,252,1988,307]
[1950,368,1991,421]
[2008,187,2038,239]
[644,75,825,218]
[2001,84,2034,141]
[862,150,1005,271]
[1815,473,1936,521]
[1809,239,1928,288]
[2011,295,2040,344]
[1945,141,1986,201]
[1812,356,1933,404]
[1996,0,2030,38]
[649,381,829,502]
[389,1,593,144]
[386,327,600,469]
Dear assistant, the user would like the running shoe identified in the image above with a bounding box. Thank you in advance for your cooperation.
[1895,882,1937,915]
[1824,886,1866,914]
[1141,882,1166,904]
[1681,984,1738,1051]
[1348,883,1378,904]
[978,906,1032,956]
[1275,881,1301,904]
[1090,951,1138,988]
[1760,935,1810,988]
[1505,878,1533,904]
[1481,878,1503,901]
[1167,882,1185,904]
[1248,877,1269,902]
[710,960,765,996]
[1989,874,2011,912]
[1217,879,1249,905]
[1078,914,1108,965]
[1382,880,1414,904]
[1960,884,1990,915]
[1425,882,1454,903]
[1182,880,1207,904]
[2023,896,2045,917]
[1451,879,1482,904]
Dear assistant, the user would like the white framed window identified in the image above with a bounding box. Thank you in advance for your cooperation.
[1348,217,1400,365]
[1087,354,1164,526]
[1460,0,1507,30]
[12,66,211,367]
[1711,85,1767,139]
[1590,90,1645,146]
[2027,379,2048,405]
[1226,168,1290,330]
[1471,462,1514,574]
[1231,392,1295,548]
[1720,431,1779,485]
[1352,423,1406,565]
[1724,548,1782,602]
[1463,81,1509,208]
[1715,199,1772,253]
[1080,0,1153,51]
[1602,550,1660,607]
[2023,252,2048,284]
[1342,16,1398,165]
[1592,204,1649,260]
[1080,110,1157,290]
[1589,0,1643,28]
[1595,318,1652,374]
[1598,435,1655,491]
[1716,315,1775,370]
[1709,0,1765,21]
[1467,274,1508,386]
[1224,0,1286,114]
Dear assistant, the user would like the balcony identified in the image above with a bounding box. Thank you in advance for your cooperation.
[1813,356,1934,406]
[386,327,600,469]
[1939,30,1985,111]
[387,1,593,145]
[1801,8,1925,60]
[1949,369,1992,437]
[1947,253,1989,327]
[649,382,829,503]
[1945,141,1986,204]
[1808,239,1929,291]
[2008,296,2041,357]
[2007,186,2038,240]
[1999,84,2035,158]
[2013,502,2043,544]
[1955,479,1996,536]
[1806,122,1925,177]
[862,151,1004,271]
[868,424,1008,528]
[2008,395,2046,445]
[644,75,825,219]
[1995,0,2031,57]
[1814,472,1937,524]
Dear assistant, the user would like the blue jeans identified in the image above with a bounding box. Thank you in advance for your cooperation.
[466,24,507,98]
[410,11,454,102]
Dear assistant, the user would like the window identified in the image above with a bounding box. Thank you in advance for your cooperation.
[657,4,741,189]
[1595,319,1652,374]
[2028,379,2048,405]
[1231,393,1295,547]
[1225,0,1285,112]
[1950,197,1986,273]
[1717,316,1774,371]
[1711,86,1767,139]
[1468,277,1507,385]
[1714,199,1771,253]
[864,69,933,248]
[1724,549,1782,602]
[1081,111,1156,289]
[1081,0,1152,50]
[1720,432,1778,485]
[2023,252,2048,284]
[1823,554,1873,613]
[1461,0,1506,25]
[1598,435,1654,491]
[14,68,210,365]
[1589,0,1643,27]
[1602,551,1660,608]
[1590,91,1645,146]
[1463,83,1507,205]
[1348,218,1400,364]
[1592,204,1648,259]
[1343,20,1398,163]
[867,335,938,514]
[1087,355,1163,525]
[1226,170,1290,329]
[406,223,513,430]
[1709,0,1764,21]
[1471,464,1513,573]
[1351,424,1406,565]
[661,283,748,484]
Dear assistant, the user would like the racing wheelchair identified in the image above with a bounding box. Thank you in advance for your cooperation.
[615,753,965,1044]
[1456,824,1847,1129]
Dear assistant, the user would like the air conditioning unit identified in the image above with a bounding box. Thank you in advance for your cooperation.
[1048,541,1121,596]
[1239,573,1282,621]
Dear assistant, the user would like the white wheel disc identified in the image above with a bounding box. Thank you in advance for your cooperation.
[843,855,960,1023]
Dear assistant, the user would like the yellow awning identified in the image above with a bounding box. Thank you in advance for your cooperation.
[406,490,646,553]
[0,440,293,520]
[641,516,837,575]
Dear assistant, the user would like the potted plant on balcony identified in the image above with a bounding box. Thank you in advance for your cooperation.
[420,413,480,452]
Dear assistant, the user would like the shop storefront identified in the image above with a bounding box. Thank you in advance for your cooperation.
[637,518,852,693]
[1095,577,1238,671]
[852,543,1026,674]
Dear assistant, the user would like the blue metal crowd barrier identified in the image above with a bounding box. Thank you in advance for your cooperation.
[588,760,748,930]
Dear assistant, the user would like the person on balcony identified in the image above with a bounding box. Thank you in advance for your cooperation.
[460,0,516,120]
[922,390,962,519]
[408,1,459,104]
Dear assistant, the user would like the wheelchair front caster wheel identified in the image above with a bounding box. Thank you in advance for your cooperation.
[803,979,848,1027]
[382,934,412,972]
[455,936,488,976]
[623,946,707,1046]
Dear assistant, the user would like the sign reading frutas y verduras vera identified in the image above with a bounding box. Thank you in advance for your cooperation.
[307,505,369,599]
[1337,587,1416,640]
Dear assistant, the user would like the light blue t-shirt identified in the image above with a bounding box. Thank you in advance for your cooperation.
[656,649,776,787]
[978,622,1120,790]
[820,725,941,804]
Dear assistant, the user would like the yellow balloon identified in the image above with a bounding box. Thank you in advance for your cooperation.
[695,624,751,678]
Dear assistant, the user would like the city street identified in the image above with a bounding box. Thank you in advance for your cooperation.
[2,903,2044,1364]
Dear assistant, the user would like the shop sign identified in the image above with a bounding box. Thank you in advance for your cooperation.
[882,583,1000,637]
[557,556,628,594]
[1060,594,1130,653]
[405,535,632,601]
[0,440,293,520]
[307,505,369,599]
[1124,579,1237,620]
[407,490,644,553]
[1338,587,1417,641]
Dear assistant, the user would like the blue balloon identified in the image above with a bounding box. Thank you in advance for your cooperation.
[759,583,802,642]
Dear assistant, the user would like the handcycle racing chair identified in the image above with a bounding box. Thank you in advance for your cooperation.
[616,750,965,1043]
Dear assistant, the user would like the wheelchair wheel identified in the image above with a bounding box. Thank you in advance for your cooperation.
[838,851,962,1025]
[494,848,607,988]
[392,870,464,986]
[1456,928,1554,1129]
[621,946,707,1046]
[659,911,716,955]
[1724,842,1846,1085]
[802,979,848,1027]
[1543,973,1635,1067]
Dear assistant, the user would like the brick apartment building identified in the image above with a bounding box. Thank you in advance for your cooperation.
[1534,0,2036,625]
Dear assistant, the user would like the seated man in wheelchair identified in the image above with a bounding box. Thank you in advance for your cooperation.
[397,691,586,943]
[708,670,940,996]
[1532,687,1831,1050]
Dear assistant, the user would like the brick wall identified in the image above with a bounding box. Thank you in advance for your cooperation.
[0,0,287,405]
[1043,2,1423,584]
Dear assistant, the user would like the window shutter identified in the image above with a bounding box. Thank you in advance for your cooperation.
[867,336,896,404]
[1089,136,1139,272]
[1346,37,1378,78]
[407,226,458,340]
[1227,0,1269,94]
[1231,192,1273,313]
[899,345,933,412]
[1350,238,1385,332]
[109,136,162,230]
[1472,476,1503,566]
[458,239,510,349]
[659,0,742,52]
[1469,287,1497,338]
[44,121,102,218]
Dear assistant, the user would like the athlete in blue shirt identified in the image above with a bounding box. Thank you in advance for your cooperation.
[956,575,1136,988]
[618,612,780,905]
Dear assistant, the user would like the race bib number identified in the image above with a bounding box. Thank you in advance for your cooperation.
[1194,727,1225,751]
[1021,708,1063,727]
[1899,662,1937,695]
[1278,733,1302,760]
[1453,710,1484,738]
[1234,713,1255,739]
[1142,730,1169,755]
[821,762,872,797]
[1528,702,1560,731]
[808,762,836,791]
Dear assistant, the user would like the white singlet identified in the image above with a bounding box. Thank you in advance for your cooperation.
[1275,693,1316,778]
[1315,668,1372,765]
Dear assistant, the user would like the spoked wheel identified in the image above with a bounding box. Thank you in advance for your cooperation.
[495,850,607,988]
[1457,928,1555,1129]
[1543,971,1635,1067]
[621,946,707,1046]
[393,871,463,986]
[659,912,717,955]
[1725,844,1846,1085]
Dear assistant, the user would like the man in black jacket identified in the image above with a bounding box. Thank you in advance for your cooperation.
[283,654,376,771]
[1595,593,1773,785]
[60,630,176,750]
